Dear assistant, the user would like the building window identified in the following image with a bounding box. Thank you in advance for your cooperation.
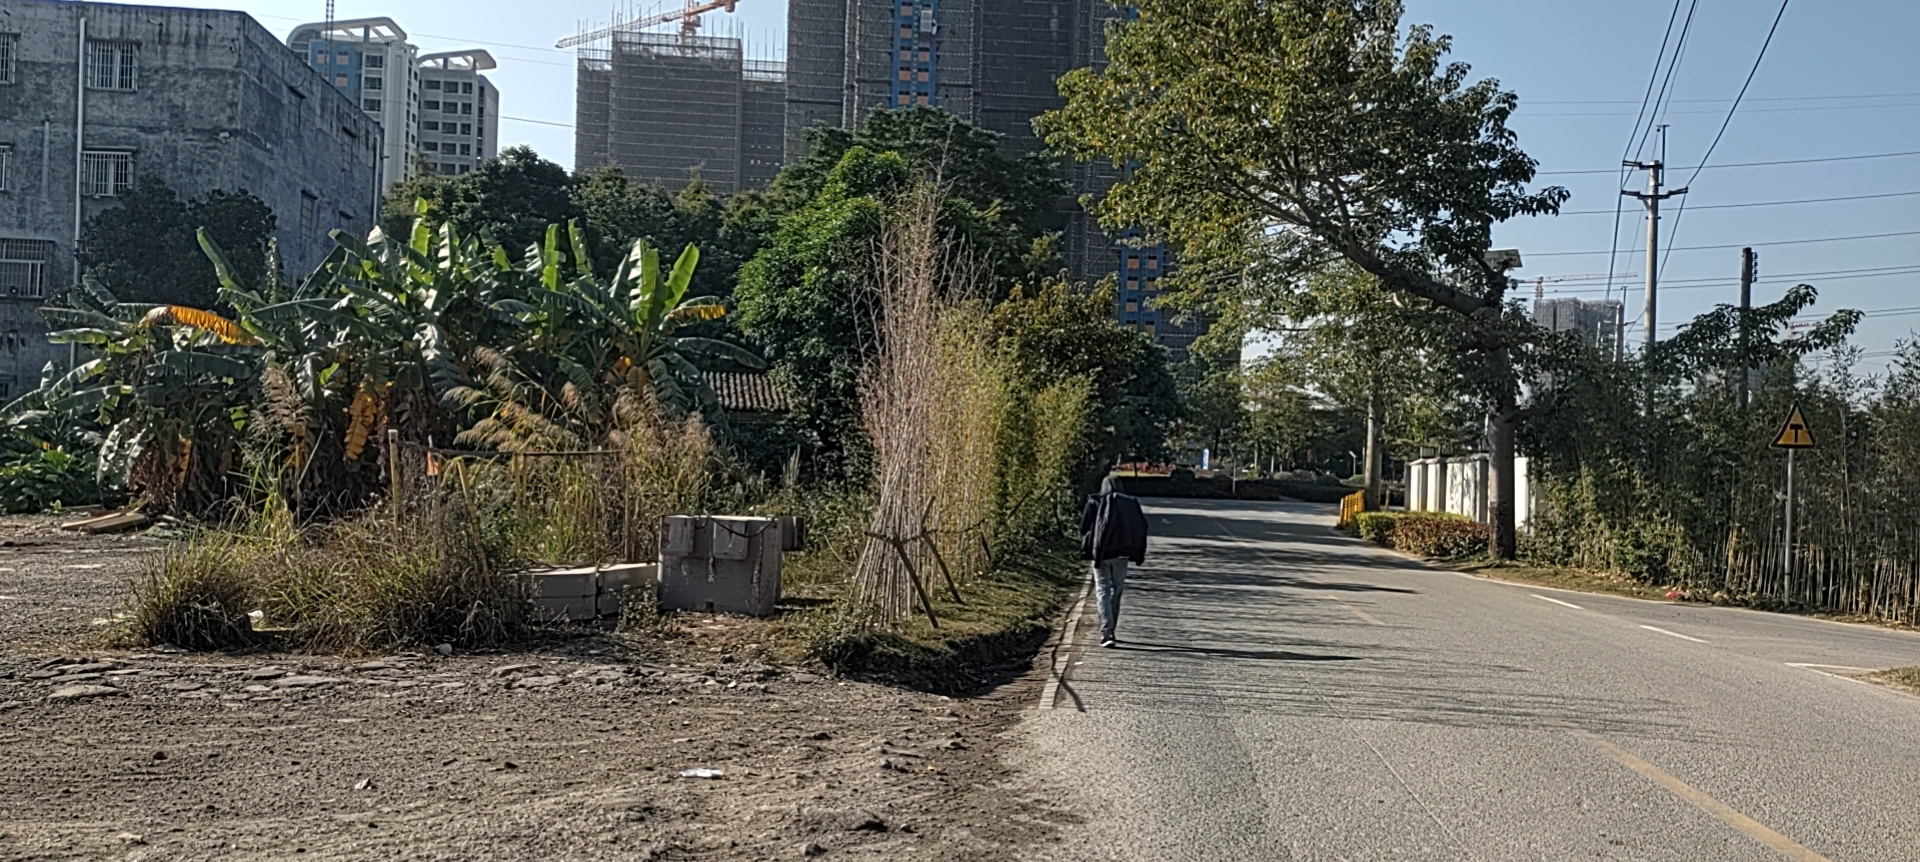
[422,142,438,152]
[458,164,471,174]
[0,238,51,299]
[0,34,17,84]
[86,40,138,91]
[457,102,470,115]
[460,123,471,135]
[299,192,317,239]
[0,145,10,191]
[364,54,384,69]
[423,100,439,111]
[334,75,349,88]
[461,82,472,94]
[362,98,382,112]
[423,120,438,131]
[80,151,133,196]
[426,79,441,90]
[459,143,470,156]
[364,76,382,90]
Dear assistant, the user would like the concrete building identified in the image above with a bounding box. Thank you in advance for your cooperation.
[0,0,379,401]
[573,31,784,194]
[781,0,1204,359]
[287,18,417,189]
[417,50,499,176]
[288,19,503,185]
[1532,297,1625,353]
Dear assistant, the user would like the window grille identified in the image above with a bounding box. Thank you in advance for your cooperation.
[364,54,384,69]
[0,146,10,191]
[0,34,17,85]
[362,99,382,112]
[86,40,138,91]
[81,151,133,196]
[299,193,317,239]
[0,239,51,300]
[364,76,382,91]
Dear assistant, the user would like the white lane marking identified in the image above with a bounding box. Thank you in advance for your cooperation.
[1786,663,1871,671]
[1641,625,1709,644]
[1532,594,1584,610]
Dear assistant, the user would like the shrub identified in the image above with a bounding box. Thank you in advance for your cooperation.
[123,535,259,651]
[1389,515,1489,560]
[1352,511,1408,543]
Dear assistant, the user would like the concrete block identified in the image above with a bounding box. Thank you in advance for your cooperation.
[659,516,782,616]
[530,596,598,623]
[596,590,624,619]
[597,563,659,593]
[522,567,597,599]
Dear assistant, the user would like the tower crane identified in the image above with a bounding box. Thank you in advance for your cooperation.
[556,0,741,48]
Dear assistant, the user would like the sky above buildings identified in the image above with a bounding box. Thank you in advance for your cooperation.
[110,0,1920,371]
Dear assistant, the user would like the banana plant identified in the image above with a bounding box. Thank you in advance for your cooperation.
[456,222,762,448]
[31,276,261,514]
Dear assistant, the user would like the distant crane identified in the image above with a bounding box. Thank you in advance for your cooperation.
[556,0,742,48]
[1528,273,1638,301]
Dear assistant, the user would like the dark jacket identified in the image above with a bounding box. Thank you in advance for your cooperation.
[1081,476,1149,564]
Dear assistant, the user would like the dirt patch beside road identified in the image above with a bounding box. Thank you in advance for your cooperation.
[0,515,1085,860]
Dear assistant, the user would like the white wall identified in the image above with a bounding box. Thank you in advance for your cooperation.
[1406,454,1536,530]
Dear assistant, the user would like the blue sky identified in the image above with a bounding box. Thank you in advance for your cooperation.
[115,0,1920,370]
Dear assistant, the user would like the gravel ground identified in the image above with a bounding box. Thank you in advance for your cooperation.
[0,516,1082,861]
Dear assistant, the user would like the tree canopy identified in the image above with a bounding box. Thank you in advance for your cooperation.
[77,177,277,310]
[1042,0,1568,555]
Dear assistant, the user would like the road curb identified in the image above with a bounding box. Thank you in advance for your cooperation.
[1038,570,1094,711]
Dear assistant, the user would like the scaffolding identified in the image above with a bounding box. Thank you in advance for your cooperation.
[573,32,789,193]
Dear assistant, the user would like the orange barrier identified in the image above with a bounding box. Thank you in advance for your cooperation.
[1337,490,1366,528]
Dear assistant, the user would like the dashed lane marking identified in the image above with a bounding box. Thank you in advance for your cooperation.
[1641,624,1709,644]
[1531,594,1584,610]
[1571,728,1834,862]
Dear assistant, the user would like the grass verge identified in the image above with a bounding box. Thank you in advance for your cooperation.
[1863,667,1920,697]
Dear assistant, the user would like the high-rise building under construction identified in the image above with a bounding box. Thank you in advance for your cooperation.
[574,31,785,195]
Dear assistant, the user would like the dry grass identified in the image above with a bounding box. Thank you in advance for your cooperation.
[1864,667,1920,697]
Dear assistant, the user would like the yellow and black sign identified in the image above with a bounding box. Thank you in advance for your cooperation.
[1771,404,1816,449]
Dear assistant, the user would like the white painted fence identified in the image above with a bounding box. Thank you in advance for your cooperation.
[1404,454,1537,530]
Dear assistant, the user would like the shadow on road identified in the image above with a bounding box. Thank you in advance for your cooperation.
[1113,641,1362,662]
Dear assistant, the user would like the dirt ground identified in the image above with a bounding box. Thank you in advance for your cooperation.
[0,515,1084,861]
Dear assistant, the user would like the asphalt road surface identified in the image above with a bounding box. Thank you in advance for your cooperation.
[1026,498,1920,862]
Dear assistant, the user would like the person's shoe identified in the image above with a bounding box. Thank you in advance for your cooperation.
[1100,638,1117,648]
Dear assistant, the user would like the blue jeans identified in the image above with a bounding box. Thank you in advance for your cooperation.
[1093,558,1128,641]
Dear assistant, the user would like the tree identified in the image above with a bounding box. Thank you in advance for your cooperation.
[771,107,1068,291]
[381,146,579,256]
[1043,0,1568,556]
[734,147,906,476]
[990,279,1178,474]
[77,177,276,309]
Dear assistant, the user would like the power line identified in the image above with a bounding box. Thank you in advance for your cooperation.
[1663,0,1796,279]
[1530,90,1920,106]
[1528,228,1920,259]
[1541,263,1920,288]
[502,115,575,128]
[1555,188,1920,216]
[1527,100,1920,117]
[1538,148,1920,177]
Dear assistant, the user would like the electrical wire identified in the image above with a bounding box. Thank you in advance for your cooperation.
[1538,148,1920,177]
[1662,0,1796,279]
[1607,0,1693,307]
[1531,90,1920,106]
[1528,228,1920,259]
[1556,188,1920,216]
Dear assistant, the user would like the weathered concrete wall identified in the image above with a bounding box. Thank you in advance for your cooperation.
[0,0,377,398]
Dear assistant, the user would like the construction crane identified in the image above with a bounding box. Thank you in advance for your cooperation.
[1528,273,1638,301]
[556,0,741,48]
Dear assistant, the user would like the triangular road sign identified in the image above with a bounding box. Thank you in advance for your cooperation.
[1771,404,1815,449]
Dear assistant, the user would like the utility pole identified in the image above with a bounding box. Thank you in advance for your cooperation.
[1738,247,1756,412]
[1623,126,1688,352]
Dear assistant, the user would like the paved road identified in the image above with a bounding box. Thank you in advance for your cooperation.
[1025,498,1920,862]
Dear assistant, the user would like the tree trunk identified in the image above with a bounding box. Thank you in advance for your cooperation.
[1487,406,1518,559]
[1363,386,1383,510]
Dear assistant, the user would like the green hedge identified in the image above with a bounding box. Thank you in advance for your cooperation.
[1353,511,1486,560]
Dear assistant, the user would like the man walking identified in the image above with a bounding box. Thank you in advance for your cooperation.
[1081,475,1149,648]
